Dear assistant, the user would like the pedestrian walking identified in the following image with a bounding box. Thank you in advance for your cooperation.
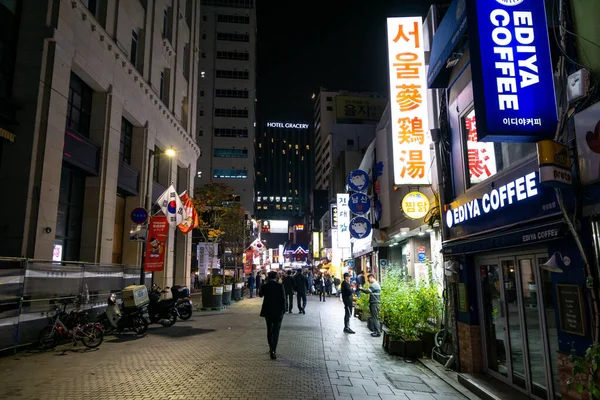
[259,271,287,360]
[324,273,332,297]
[307,272,314,295]
[282,270,295,313]
[316,273,326,302]
[359,274,381,337]
[256,271,262,295]
[293,269,308,314]
[248,273,255,298]
[341,272,355,334]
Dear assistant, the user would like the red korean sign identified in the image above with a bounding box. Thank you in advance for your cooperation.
[144,215,168,272]
[244,250,253,275]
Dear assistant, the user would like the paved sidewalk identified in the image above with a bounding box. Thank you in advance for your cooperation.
[0,294,470,400]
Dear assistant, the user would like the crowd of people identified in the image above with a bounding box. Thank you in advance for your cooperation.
[252,268,382,360]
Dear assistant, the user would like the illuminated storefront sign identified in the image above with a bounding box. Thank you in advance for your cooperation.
[330,204,338,228]
[445,171,538,228]
[466,0,557,142]
[386,17,431,185]
[465,110,497,184]
[312,232,320,258]
[402,191,430,219]
[266,122,309,129]
[335,96,386,122]
[336,194,351,248]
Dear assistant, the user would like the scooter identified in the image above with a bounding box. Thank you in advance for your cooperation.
[171,285,193,320]
[148,284,178,327]
[97,293,149,335]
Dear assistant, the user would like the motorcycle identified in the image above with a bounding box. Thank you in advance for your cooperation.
[172,285,193,320]
[96,293,149,335]
[148,284,178,327]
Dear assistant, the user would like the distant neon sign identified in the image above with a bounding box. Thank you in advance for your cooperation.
[266,122,309,129]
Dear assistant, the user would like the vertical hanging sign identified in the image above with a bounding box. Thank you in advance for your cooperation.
[386,17,431,185]
[144,216,168,272]
[337,194,351,248]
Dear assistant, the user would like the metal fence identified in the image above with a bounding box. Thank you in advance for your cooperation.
[0,258,151,353]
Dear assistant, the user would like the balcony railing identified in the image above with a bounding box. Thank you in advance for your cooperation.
[63,130,100,175]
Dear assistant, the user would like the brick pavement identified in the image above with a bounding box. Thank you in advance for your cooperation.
[0,294,470,400]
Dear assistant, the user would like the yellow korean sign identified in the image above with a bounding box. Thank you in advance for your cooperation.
[387,17,431,185]
[335,96,386,122]
[401,191,430,219]
[537,140,572,186]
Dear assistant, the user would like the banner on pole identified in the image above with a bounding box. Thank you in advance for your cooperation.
[144,215,168,272]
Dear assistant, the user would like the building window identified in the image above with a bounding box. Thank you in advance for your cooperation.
[202,15,207,21]
[347,139,354,146]
[216,32,250,42]
[120,117,133,165]
[462,108,536,188]
[214,128,249,138]
[162,7,171,40]
[215,69,249,80]
[159,71,165,101]
[66,73,93,138]
[199,109,204,116]
[201,0,254,8]
[213,169,248,179]
[216,51,250,61]
[213,148,248,158]
[153,146,161,183]
[55,166,86,262]
[326,106,333,111]
[183,43,190,80]
[326,96,333,101]
[130,29,139,68]
[214,108,249,118]
[201,52,206,58]
[217,14,250,24]
[215,88,249,98]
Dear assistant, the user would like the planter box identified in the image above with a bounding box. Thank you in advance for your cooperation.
[201,285,223,308]
[388,338,405,356]
[222,284,233,305]
[359,313,370,322]
[420,331,436,358]
[382,329,391,350]
[402,339,423,359]
[354,308,362,319]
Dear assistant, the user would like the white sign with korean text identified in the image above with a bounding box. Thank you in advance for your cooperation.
[336,194,351,248]
[387,17,431,185]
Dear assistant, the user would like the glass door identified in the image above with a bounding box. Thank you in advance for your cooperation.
[479,261,509,379]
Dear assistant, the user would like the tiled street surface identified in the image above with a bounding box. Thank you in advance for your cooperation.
[0,295,470,400]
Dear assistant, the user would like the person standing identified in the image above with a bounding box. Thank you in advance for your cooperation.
[307,272,314,295]
[248,273,256,298]
[259,271,287,359]
[316,274,326,302]
[341,273,355,334]
[282,270,295,313]
[293,269,308,314]
[359,274,381,337]
[256,271,262,295]
[324,273,333,297]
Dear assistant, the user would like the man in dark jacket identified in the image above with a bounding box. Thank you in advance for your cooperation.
[260,271,286,359]
[248,273,255,298]
[282,270,295,313]
[293,269,309,314]
[256,271,262,295]
[341,272,355,334]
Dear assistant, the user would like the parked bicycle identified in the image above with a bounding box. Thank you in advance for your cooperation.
[38,298,104,349]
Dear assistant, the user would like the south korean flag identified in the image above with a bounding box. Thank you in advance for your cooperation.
[156,185,188,228]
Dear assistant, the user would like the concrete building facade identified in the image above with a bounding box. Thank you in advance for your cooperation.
[313,89,385,190]
[0,0,202,287]
[195,0,256,213]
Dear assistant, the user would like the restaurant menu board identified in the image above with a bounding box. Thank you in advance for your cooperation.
[556,284,586,336]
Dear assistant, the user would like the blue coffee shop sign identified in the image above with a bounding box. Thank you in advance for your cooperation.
[466,0,557,142]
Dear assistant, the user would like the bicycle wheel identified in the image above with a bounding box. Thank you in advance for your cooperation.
[132,316,148,335]
[80,324,104,348]
[39,326,60,349]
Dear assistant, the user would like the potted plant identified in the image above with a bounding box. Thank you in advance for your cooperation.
[222,274,234,305]
[415,281,443,358]
[356,283,371,322]
[567,342,600,399]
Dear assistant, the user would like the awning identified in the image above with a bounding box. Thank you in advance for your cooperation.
[427,0,468,88]
[442,220,566,255]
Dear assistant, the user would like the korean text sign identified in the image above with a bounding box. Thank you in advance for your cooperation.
[466,0,557,142]
[386,17,431,185]
[144,216,168,272]
[465,110,497,184]
[336,194,351,248]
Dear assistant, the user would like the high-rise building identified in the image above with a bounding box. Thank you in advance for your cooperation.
[195,0,257,213]
[0,0,202,287]
[255,121,313,220]
[313,90,385,190]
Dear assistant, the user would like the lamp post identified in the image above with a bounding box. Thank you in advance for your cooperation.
[140,147,177,286]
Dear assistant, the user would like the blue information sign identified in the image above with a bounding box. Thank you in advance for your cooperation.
[466,0,557,142]
[130,207,149,224]
[347,170,370,192]
[349,193,371,215]
[349,216,372,239]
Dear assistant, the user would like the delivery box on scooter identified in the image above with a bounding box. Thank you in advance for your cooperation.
[122,285,149,308]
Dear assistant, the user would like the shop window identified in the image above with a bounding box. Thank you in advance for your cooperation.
[112,194,125,264]
[55,166,86,261]
[120,117,133,165]
[463,108,536,188]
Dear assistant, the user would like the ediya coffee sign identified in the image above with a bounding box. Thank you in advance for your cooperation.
[466,0,557,142]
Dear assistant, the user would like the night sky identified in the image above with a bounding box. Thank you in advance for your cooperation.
[255,0,447,124]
